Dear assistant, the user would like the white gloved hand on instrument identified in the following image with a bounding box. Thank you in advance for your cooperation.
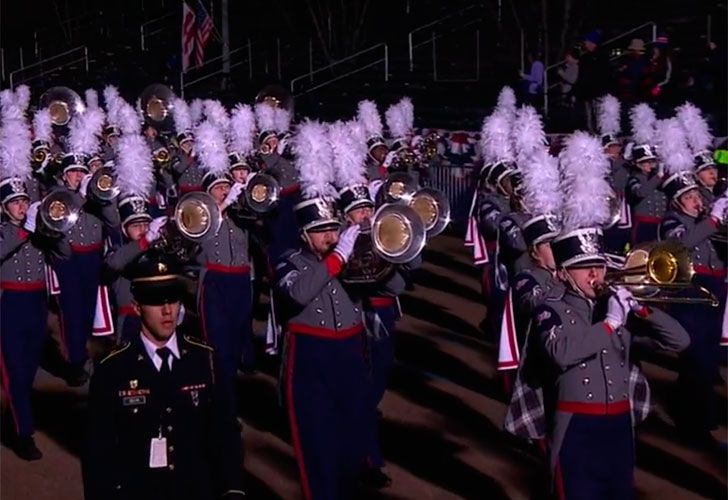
[333,224,361,263]
[22,202,41,233]
[604,286,634,331]
[144,216,168,243]
[221,182,245,210]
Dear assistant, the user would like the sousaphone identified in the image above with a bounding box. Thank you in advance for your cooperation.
[39,87,85,127]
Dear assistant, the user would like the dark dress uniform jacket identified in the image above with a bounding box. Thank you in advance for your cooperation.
[83,334,243,500]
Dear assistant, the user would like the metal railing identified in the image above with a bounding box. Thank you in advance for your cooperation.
[408,5,480,72]
[432,29,481,82]
[543,22,657,116]
[289,43,388,96]
[141,13,175,51]
[9,46,89,89]
[179,40,254,97]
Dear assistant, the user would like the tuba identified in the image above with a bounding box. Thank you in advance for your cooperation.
[39,87,84,127]
[255,84,294,114]
[139,84,176,133]
[598,240,718,305]
[87,167,120,203]
[39,189,82,234]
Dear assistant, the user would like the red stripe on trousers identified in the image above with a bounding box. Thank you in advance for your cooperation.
[284,333,313,500]
[56,296,70,362]
[198,281,209,342]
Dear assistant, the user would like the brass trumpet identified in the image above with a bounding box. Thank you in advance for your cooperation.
[598,241,718,306]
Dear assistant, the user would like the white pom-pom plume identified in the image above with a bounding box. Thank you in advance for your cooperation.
[68,108,105,155]
[480,111,514,164]
[195,120,229,176]
[116,134,154,197]
[172,98,192,135]
[229,104,256,156]
[294,119,335,199]
[385,97,414,139]
[597,94,621,136]
[33,109,53,143]
[255,102,276,133]
[521,149,561,217]
[329,120,367,188]
[356,100,383,139]
[513,105,546,163]
[629,103,656,145]
[675,102,712,154]
[656,118,693,176]
[0,107,32,180]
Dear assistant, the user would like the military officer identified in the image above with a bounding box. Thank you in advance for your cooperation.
[82,251,245,500]
[659,170,728,446]
[0,175,71,460]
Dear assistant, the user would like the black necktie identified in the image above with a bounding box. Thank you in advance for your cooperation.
[156,347,172,377]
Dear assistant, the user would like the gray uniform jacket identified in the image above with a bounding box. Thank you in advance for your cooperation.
[531,287,689,468]
[0,222,71,291]
[610,158,630,194]
[366,160,383,181]
[476,191,510,242]
[626,170,666,219]
[262,153,298,189]
[196,214,250,283]
[498,212,531,277]
[172,153,205,190]
[275,250,362,333]
[105,238,148,332]
[58,189,120,250]
[659,210,725,272]
[699,185,715,205]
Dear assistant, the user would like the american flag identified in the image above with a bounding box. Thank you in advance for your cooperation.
[182,0,214,72]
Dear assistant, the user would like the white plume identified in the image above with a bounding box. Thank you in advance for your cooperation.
[0,103,32,180]
[558,131,612,230]
[294,119,335,199]
[656,118,693,176]
[14,85,31,114]
[513,105,546,164]
[521,149,561,216]
[597,94,621,136]
[103,85,122,127]
[329,120,367,188]
[32,108,53,143]
[496,86,517,120]
[203,100,230,136]
[480,111,514,163]
[189,99,204,126]
[229,104,256,155]
[356,100,383,139]
[274,108,291,134]
[195,120,229,176]
[85,89,99,110]
[255,103,276,133]
[172,98,192,135]
[675,102,712,154]
[117,100,141,136]
[116,134,154,197]
[68,108,105,155]
[385,97,414,139]
[629,103,656,145]
[0,90,22,122]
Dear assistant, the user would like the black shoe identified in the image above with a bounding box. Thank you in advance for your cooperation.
[14,435,42,461]
[65,365,89,387]
[360,467,392,490]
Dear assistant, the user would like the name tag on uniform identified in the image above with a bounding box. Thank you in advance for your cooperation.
[149,437,168,468]
[123,396,147,406]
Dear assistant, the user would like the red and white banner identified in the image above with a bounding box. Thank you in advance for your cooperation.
[92,286,114,337]
[182,0,214,72]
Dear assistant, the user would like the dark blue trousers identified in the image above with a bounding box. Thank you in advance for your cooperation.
[285,332,369,500]
[671,273,727,432]
[557,413,634,500]
[364,304,397,468]
[198,270,254,381]
[267,194,300,266]
[0,289,47,437]
[54,250,102,365]
[630,217,660,246]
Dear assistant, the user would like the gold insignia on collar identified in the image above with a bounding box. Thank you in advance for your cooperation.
[157,262,168,273]
[129,379,138,389]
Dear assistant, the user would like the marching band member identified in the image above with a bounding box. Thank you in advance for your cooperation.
[383,98,417,179]
[0,104,71,460]
[626,103,666,244]
[30,106,61,199]
[228,104,258,186]
[657,118,728,447]
[676,102,719,205]
[104,129,166,342]
[598,95,631,255]
[357,100,389,180]
[171,98,205,195]
[52,105,120,386]
[83,251,245,500]
[276,120,368,500]
[195,119,256,385]
[507,132,689,499]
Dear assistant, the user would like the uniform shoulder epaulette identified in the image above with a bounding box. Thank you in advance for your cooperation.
[99,341,131,364]
[183,335,215,352]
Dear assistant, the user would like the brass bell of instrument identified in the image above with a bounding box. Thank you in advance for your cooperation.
[153,147,171,169]
[173,192,221,241]
[88,167,120,202]
[370,203,426,264]
[603,240,718,306]
[39,87,84,126]
[39,189,82,233]
[409,187,451,237]
[32,148,48,165]
[255,84,294,114]
[139,84,176,132]
[378,172,418,205]
[243,173,280,213]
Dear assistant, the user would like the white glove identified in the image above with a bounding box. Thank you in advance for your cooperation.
[144,216,168,243]
[382,151,397,170]
[710,197,728,220]
[605,286,633,330]
[23,202,41,233]
[368,179,384,200]
[333,224,361,263]
[78,174,93,198]
[222,182,245,209]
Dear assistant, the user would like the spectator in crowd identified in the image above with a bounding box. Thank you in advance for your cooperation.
[641,36,673,113]
[616,38,648,105]
[520,51,544,108]
[574,30,610,132]
[556,49,579,106]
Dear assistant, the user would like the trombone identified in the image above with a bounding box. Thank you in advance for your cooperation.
[597,241,718,306]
